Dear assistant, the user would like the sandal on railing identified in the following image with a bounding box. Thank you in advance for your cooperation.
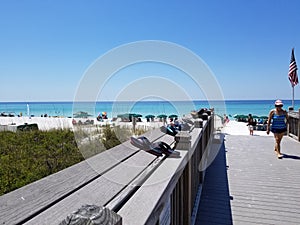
[153,141,180,156]
[130,136,162,156]
[130,136,179,157]
[130,136,151,149]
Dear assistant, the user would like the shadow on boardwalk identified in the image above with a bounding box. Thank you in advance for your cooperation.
[195,138,233,225]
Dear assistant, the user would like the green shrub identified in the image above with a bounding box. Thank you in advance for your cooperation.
[0,130,83,196]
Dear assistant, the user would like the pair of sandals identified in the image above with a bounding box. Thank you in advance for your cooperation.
[130,136,180,157]
[160,120,193,137]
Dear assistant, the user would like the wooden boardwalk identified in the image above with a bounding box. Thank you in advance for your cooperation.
[196,133,300,225]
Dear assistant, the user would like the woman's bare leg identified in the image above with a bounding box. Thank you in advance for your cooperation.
[274,133,284,158]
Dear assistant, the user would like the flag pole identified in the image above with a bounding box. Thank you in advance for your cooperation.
[288,48,298,110]
[292,85,294,109]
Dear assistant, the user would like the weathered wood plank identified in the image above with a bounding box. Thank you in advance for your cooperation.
[22,130,172,225]
[24,150,157,225]
[117,127,204,225]
[117,150,189,225]
[195,140,232,225]
[105,132,177,211]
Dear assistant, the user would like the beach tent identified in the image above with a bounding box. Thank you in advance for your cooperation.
[233,114,247,119]
[117,113,134,118]
[117,113,136,121]
[132,114,142,118]
[73,111,92,118]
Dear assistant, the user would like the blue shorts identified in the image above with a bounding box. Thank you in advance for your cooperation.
[271,127,287,134]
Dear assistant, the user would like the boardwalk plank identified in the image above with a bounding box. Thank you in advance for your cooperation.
[195,139,233,225]
[226,135,300,224]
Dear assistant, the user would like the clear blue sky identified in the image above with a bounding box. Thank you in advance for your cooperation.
[1,0,300,102]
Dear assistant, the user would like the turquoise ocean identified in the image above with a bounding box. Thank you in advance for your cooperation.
[0,100,299,119]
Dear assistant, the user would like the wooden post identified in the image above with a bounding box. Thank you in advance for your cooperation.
[59,204,122,225]
[298,108,300,142]
[201,113,208,121]
[175,131,191,150]
[194,118,203,128]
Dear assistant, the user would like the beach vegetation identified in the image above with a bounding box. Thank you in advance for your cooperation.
[0,125,148,196]
[0,129,83,196]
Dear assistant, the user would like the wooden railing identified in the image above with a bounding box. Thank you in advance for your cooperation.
[0,114,217,225]
[288,109,300,142]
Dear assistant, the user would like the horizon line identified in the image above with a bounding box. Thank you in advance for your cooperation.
[1,99,300,103]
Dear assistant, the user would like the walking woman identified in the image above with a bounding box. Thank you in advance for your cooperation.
[266,100,288,159]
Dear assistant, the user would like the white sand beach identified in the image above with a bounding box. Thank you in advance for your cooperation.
[222,120,268,136]
[0,117,73,131]
[0,116,166,132]
[0,115,269,137]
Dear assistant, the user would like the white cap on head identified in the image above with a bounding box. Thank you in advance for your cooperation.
[275,99,283,106]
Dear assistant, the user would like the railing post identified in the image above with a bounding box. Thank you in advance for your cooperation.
[298,108,300,142]
[288,107,293,136]
[194,118,203,128]
[175,131,191,150]
[59,204,122,225]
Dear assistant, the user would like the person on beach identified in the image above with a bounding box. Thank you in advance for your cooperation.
[247,114,254,135]
[266,100,288,159]
[223,114,229,126]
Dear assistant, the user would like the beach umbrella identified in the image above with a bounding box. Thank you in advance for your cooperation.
[157,114,167,118]
[259,116,268,119]
[168,114,178,118]
[145,114,155,118]
[252,115,259,119]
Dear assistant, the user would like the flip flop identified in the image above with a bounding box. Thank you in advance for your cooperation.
[130,136,163,156]
[130,136,179,157]
[130,136,151,149]
[160,126,178,136]
[152,141,180,156]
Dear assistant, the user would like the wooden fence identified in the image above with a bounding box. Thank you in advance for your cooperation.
[0,114,217,225]
[288,108,300,142]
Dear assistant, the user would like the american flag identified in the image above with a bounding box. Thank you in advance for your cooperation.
[288,48,298,87]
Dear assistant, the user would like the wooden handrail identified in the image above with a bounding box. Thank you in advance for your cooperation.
[288,108,300,142]
[0,114,216,225]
